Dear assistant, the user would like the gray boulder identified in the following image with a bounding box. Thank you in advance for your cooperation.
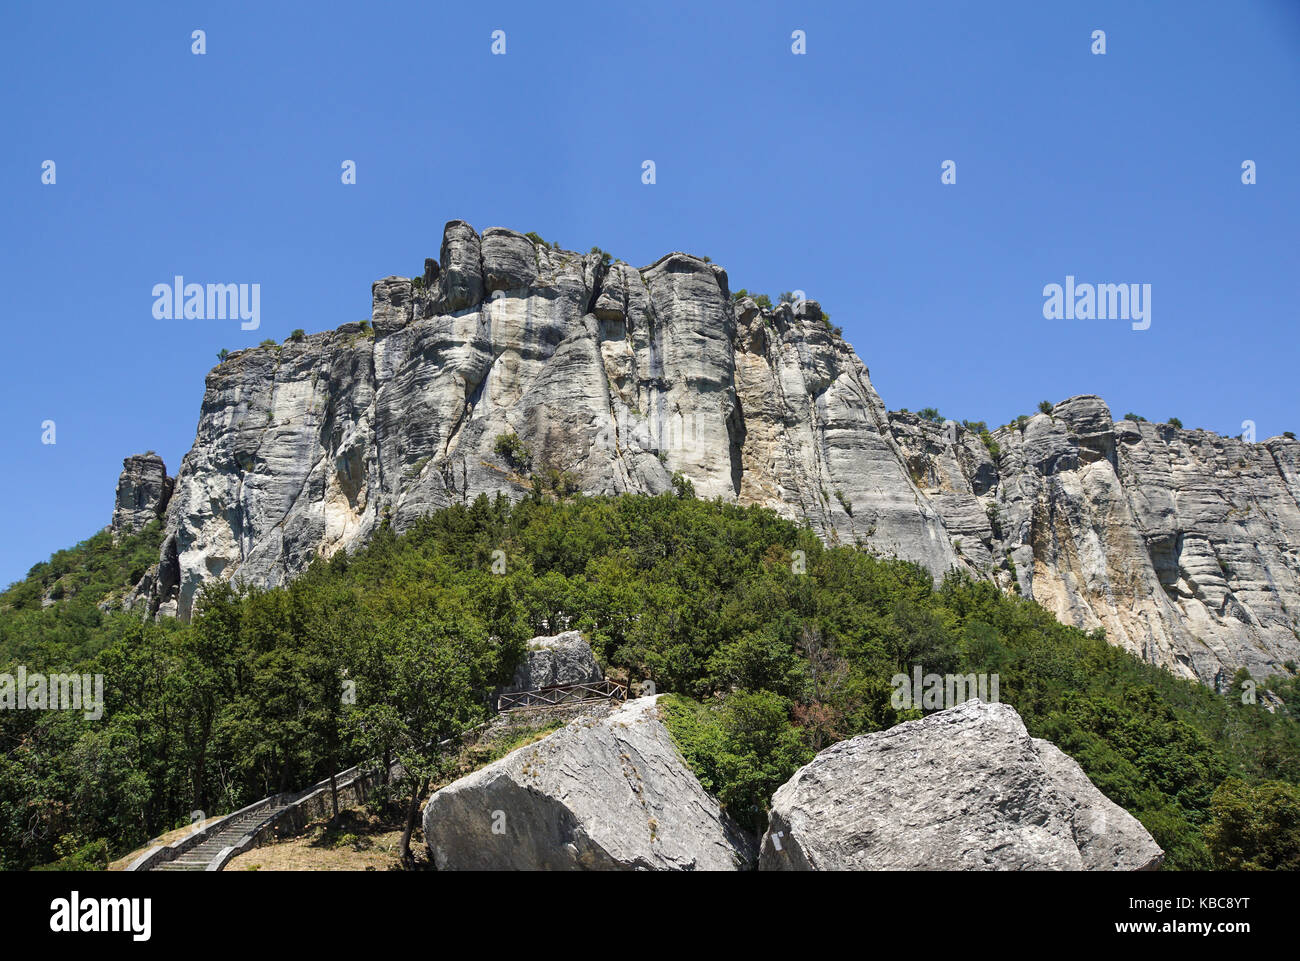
[506,631,603,691]
[759,700,1163,871]
[1032,737,1164,870]
[423,696,754,870]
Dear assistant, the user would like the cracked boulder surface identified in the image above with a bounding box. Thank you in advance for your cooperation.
[759,700,1164,871]
[422,696,755,870]
[504,631,604,692]
[126,219,1300,687]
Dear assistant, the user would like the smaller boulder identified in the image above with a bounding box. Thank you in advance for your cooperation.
[506,630,603,692]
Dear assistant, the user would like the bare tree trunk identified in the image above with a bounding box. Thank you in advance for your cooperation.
[399,776,431,868]
[328,730,339,818]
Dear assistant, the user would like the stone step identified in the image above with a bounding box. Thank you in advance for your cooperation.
[145,805,295,870]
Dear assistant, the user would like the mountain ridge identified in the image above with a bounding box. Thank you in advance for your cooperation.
[118,219,1300,688]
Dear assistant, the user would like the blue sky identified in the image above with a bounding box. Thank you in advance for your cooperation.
[1,0,1297,587]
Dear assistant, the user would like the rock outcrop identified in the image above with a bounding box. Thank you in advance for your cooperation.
[422,696,754,870]
[505,631,603,692]
[123,218,1300,687]
[889,397,1300,685]
[111,453,173,536]
[758,699,1164,871]
[132,220,954,621]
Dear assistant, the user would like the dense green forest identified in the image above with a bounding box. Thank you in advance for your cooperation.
[2,491,1299,870]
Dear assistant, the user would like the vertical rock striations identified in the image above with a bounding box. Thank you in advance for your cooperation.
[888,397,1300,685]
[134,220,954,621]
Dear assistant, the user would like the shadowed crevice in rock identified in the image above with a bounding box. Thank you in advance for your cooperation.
[112,453,173,536]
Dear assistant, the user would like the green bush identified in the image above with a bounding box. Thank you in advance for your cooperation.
[732,290,774,310]
[33,837,109,872]
[660,693,812,833]
[1204,778,1300,871]
[493,432,532,470]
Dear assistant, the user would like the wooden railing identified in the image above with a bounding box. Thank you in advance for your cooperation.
[498,679,628,712]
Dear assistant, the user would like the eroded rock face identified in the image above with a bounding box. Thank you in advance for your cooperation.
[422,696,754,870]
[111,454,173,535]
[135,220,955,620]
[505,631,603,691]
[888,397,1300,685]
[758,700,1163,871]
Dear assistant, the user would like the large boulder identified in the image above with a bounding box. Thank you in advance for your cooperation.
[1031,736,1163,870]
[423,696,754,870]
[759,700,1163,871]
[506,631,603,691]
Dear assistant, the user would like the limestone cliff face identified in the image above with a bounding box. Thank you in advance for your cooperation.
[889,396,1300,686]
[134,221,954,622]
[126,220,1300,687]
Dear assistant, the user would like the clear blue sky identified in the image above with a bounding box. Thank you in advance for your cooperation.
[2,0,1297,588]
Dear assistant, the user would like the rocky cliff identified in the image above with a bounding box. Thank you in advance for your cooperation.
[131,220,954,621]
[889,397,1300,687]
[125,219,1300,687]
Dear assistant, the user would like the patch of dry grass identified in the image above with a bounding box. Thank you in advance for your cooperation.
[226,807,430,872]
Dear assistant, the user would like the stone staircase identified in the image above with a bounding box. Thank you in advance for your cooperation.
[135,717,497,871]
[153,802,291,871]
